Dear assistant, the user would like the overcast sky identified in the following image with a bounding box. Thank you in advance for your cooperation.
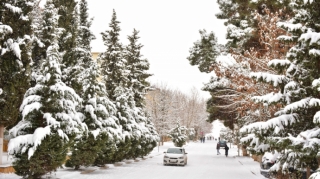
[87,0,227,99]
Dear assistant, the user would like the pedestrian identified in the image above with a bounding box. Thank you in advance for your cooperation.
[200,137,203,143]
[203,137,205,143]
[225,145,229,157]
[216,143,220,155]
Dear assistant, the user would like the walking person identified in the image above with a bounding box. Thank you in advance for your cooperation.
[216,143,221,155]
[225,145,229,157]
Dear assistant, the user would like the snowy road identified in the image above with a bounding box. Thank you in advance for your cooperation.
[1,140,265,179]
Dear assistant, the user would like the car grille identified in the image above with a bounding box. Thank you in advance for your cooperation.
[170,158,178,159]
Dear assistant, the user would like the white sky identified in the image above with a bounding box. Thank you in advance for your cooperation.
[87,0,227,99]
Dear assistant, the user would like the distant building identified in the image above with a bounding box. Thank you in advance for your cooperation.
[92,52,100,60]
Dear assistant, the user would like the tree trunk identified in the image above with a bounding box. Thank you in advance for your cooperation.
[161,135,164,146]
[0,125,4,165]
[307,166,310,179]
[242,145,248,156]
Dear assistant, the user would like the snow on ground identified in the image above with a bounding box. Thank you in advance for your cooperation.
[0,140,265,179]
[1,121,265,179]
[206,119,226,139]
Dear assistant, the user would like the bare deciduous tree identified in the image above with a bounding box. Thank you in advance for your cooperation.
[146,83,211,144]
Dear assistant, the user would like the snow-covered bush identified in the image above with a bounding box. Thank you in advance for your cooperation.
[220,127,233,143]
[187,128,196,140]
[168,123,188,147]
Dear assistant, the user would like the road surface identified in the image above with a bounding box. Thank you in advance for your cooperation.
[1,140,266,179]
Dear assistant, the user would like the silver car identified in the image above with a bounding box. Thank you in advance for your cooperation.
[163,147,188,166]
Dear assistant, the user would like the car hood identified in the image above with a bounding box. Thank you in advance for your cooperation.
[165,153,184,157]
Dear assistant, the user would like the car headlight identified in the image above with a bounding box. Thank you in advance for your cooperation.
[164,156,169,158]
[179,157,184,159]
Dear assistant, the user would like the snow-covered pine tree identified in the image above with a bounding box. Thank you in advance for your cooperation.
[229,8,292,160]
[30,0,60,89]
[187,29,239,129]
[187,29,220,73]
[123,29,158,159]
[29,0,46,73]
[0,0,35,165]
[99,9,125,101]
[65,0,122,169]
[66,61,122,168]
[240,1,320,177]
[99,10,140,162]
[111,85,138,161]
[52,0,78,54]
[51,0,85,96]
[78,0,95,53]
[197,2,294,132]
[124,29,152,108]
[137,112,158,157]
[8,42,86,178]
[168,122,187,147]
[202,77,238,124]
[216,0,292,50]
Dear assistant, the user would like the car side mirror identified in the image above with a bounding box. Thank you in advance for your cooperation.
[185,153,188,154]
[163,152,166,153]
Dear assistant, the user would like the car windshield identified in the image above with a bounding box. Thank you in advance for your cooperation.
[261,162,274,169]
[167,148,183,154]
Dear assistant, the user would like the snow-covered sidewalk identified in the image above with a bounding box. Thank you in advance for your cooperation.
[0,140,264,179]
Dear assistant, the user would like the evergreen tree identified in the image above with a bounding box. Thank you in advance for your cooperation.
[78,0,95,52]
[99,9,126,101]
[168,122,188,147]
[187,29,220,73]
[142,114,158,155]
[240,1,320,177]
[111,85,137,161]
[99,10,136,162]
[52,0,78,55]
[29,0,46,73]
[30,0,60,88]
[125,29,152,107]
[216,0,292,51]
[8,43,86,179]
[0,0,34,127]
[51,0,84,95]
[202,77,238,127]
[67,55,121,169]
[65,0,123,168]
[0,0,35,165]
[124,29,158,158]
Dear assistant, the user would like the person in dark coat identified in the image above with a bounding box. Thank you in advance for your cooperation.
[225,145,229,157]
[216,143,221,155]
